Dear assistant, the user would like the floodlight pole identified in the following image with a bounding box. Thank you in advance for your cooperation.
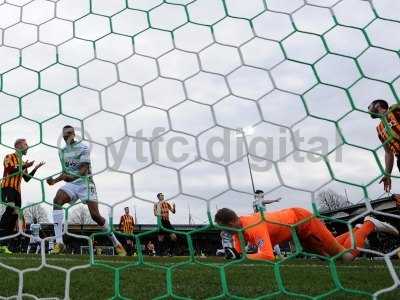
[240,128,256,194]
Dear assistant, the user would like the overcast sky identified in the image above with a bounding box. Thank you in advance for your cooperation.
[0,0,399,225]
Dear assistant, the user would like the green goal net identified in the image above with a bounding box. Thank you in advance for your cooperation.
[0,0,400,299]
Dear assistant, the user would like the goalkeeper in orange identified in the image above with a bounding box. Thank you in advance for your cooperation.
[214,207,399,261]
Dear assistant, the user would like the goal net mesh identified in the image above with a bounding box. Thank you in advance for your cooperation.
[0,0,399,299]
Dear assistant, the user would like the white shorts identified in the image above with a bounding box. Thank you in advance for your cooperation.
[29,236,41,244]
[60,181,97,203]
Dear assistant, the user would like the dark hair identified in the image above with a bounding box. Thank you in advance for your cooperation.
[214,208,238,226]
[63,125,74,131]
[370,99,389,110]
[157,193,163,199]
[255,190,264,194]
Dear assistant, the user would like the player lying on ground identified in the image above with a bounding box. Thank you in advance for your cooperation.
[214,207,399,261]
[47,125,126,255]
[217,190,282,259]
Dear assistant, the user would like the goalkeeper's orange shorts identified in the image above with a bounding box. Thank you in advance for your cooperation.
[291,208,374,257]
[292,208,346,256]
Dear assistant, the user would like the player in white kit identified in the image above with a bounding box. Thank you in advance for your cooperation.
[27,217,41,254]
[47,126,126,256]
[253,190,282,257]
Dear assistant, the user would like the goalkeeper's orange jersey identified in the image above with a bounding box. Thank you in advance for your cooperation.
[233,208,300,260]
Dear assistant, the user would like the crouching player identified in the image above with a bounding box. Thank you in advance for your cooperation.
[214,207,399,261]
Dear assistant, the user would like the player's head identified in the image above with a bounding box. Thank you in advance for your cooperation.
[254,189,264,200]
[368,99,389,119]
[124,207,129,214]
[33,217,38,224]
[14,138,28,155]
[63,125,75,145]
[157,192,164,201]
[214,208,241,229]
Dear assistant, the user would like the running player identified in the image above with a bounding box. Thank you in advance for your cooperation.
[27,217,41,254]
[368,99,400,192]
[214,207,399,261]
[0,138,45,254]
[46,126,126,255]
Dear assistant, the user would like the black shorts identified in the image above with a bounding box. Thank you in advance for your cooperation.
[161,219,174,231]
[0,187,21,208]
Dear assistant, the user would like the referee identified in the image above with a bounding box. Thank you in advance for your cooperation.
[153,192,177,256]
[0,138,44,253]
[119,207,135,256]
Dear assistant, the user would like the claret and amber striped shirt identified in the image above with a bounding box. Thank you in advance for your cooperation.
[1,153,23,192]
[119,214,135,234]
[1,152,36,193]
[154,200,174,221]
[377,105,400,155]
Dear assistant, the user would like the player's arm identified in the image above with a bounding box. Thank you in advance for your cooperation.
[232,233,242,254]
[47,173,74,185]
[77,147,92,179]
[4,156,34,174]
[380,143,394,192]
[169,202,176,214]
[153,203,158,216]
[246,226,275,261]
[47,150,77,185]
[262,197,281,205]
[119,216,124,231]
[22,161,45,182]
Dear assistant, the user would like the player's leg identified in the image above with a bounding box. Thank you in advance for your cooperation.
[27,242,31,254]
[77,182,125,256]
[86,201,126,256]
[35,241,40,254]
[335,217,398,256]
[157,234,165,256]
[293,208,353,261]
[52,189,73,253]
[274,244,282,258]
[0,188,20,254]
[161,219,177,256]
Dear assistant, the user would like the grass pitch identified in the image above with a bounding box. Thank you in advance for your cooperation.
[0,254,399,299]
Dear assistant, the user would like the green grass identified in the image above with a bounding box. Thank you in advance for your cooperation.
[0,254,399,299]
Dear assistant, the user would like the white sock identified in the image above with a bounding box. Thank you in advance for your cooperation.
[27,245,31,254]
[274,244,282,256]
[102,219,120,247]
[36,244,40,254]
[53,210,64,244]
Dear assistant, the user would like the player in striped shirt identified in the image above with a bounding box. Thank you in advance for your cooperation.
[0,138,45,254]
[153,192,176,256]
[27,217,41,254]
[46,126,126,256]
[369,99,400,192]
[119,207,135,256]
